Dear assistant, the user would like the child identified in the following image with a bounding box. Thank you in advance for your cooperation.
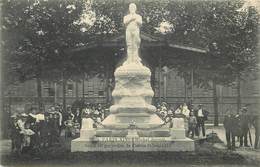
[20,123,35,154]
[72,120,80,137]
[187,112,197,138]
[64,115,73,139]
[40,115,51,148]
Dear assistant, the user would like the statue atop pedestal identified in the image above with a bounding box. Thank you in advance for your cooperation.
[102,3,164,129]
[123,3,142,64]
[71,3,195,152]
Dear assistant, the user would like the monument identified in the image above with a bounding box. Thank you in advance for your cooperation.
[71,3,195,152]
[101,3,164,129]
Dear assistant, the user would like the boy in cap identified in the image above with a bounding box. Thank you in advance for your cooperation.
[187,111,197,138]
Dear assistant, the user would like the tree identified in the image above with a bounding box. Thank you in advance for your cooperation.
[2,0,258,120]
[81,0,259,122]
[204,1,259,116]
[2,0,86,110]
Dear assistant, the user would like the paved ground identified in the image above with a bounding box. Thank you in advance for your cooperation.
[0,140,12,156]
[206,126,260,164]
[0,126,259,167]
[206,126,256,146]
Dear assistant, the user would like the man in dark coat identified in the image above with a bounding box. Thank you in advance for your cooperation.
[63,106,74,122]
[10,115,22,153]
[252,113,260,149]
[50,113,60,145]
[223,109,237,150]
[194,104,209,137]
[39,114,51,148]
[73,108,82,128]
[239,107,250,147]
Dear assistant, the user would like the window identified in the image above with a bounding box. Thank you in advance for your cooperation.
[98,91,104,96]
[44,87,54,96]
[67,83,73,96]
[48,88,55,96]
[67,84,73,91]
[83,93,88,98]
[88,91,94,96]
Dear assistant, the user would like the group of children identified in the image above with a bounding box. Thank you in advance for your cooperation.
[9,103,109,155]
[10,106,64,155]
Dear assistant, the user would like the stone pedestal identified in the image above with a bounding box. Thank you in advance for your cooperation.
[102,62,164,128]
[71,137,195,152]
[169,117,186,139]
[170,129,186,139]
[80,129,96,139]
[172,118,185,129]
[76,118,96,140]
[126,129,139,138]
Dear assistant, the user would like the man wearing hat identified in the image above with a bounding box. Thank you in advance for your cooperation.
[73,108,82,127]
[51,113,60,144]
[53,106,63,135]
[252,112,260,149]
[40,113,51,148]
[10,114,21,153]
[223,109,237,150]
[194,104,209,137]
[239,107,250,147]
[63,106,74,122]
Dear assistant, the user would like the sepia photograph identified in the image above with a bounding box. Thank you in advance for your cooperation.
[0,0,260,166]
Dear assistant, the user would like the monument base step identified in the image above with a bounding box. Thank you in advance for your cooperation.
[95,128,171,137]
[101,113,164,128]
[71,137,195,152]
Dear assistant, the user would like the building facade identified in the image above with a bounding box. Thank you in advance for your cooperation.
[3,33,260,123]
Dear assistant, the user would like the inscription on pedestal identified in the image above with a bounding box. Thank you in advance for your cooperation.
[71,137,194,152]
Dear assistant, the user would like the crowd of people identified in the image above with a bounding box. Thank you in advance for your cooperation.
[156,102,260,150]
[9,102,109,155]
[8,100,259,155]
[155,102,209,138]
[9,101,211,155]
[223,107,260,150]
